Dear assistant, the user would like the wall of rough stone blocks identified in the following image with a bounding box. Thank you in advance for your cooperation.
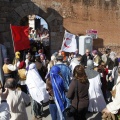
[0,0,120,58]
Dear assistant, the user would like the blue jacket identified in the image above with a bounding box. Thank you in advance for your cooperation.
[54,64,71,91]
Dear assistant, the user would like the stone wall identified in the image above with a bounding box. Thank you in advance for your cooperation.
[0,0,120,58]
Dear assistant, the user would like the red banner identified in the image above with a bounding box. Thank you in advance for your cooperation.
[11,25,30,52]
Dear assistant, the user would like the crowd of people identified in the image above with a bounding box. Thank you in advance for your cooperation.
[0,46,120,120]
[28,26,50,59]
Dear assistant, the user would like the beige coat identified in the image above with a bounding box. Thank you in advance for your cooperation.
[7,89,30,120]
[107,81,120,114]
[93,55,101,65]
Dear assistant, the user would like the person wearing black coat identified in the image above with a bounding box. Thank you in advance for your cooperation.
[81,49,93,67]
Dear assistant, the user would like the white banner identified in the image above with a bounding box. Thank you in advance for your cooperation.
[61,31,77,52]
[26,63,49,104]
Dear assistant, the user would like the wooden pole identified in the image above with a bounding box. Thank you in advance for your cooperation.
[10,24,15,53]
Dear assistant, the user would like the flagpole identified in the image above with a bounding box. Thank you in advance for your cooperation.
[10,24,15,53]
[61,30,66,51]
[10,24,17,65]
[0,45,4,85]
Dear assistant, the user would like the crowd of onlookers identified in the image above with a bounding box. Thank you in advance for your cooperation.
[0,46,120,120]
[28,26,50,59]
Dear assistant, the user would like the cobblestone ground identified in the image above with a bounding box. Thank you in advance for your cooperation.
[26,105,102,120]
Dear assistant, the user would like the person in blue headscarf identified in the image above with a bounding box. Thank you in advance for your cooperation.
[55,55,71,91]
[50,66,68,120]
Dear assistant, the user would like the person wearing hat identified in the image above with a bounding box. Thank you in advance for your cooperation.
[55,55,71,91]
[18,61,27,93]
[12,51,21,80]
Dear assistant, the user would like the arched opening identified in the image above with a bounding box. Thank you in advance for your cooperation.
[19,15,50,59]
[7,4,64,59]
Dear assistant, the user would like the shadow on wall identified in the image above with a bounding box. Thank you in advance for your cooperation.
[93,38,104,56]
[4,0,64,59]
[93,38,104,50]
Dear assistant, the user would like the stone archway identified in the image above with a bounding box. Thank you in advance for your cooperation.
[7,2,64,58]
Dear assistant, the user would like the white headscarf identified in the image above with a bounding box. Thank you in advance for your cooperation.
[26,63,49,104]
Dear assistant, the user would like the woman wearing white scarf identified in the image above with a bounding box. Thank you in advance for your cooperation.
[85,60,106,112]
[26,56,49,104]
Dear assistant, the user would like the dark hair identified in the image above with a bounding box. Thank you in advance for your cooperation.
[4,58,10,64]
[29,55,35,63]
[105,50,108,54]
[35,56,41,62]
[56,55,63,62]
[105,48,111,54]
[4,78,17,89]
[73,65,88,83]
[76,54,82,58]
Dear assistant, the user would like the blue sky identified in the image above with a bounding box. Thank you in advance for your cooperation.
[36,15,48,29]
